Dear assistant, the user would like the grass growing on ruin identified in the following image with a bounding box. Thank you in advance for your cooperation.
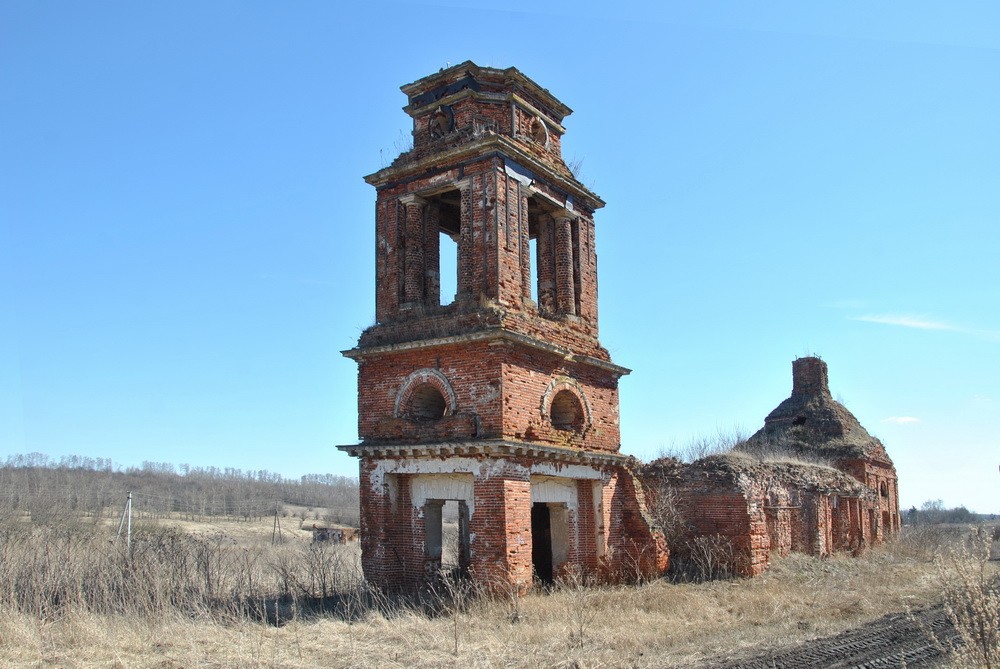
[2,519,995,668]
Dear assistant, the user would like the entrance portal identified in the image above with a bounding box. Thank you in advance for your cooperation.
[531,502,569,584]
[531,503,553,583]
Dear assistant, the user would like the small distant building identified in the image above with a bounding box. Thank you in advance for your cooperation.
[307,522,359,544]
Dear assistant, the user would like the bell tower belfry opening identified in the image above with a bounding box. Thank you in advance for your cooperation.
[339,62,668,592]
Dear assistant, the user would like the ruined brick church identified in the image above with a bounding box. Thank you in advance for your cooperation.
[339,62,897,590]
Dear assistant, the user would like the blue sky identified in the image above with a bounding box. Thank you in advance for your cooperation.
[2,2,997,513]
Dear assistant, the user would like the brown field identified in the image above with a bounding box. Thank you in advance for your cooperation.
[0,518,996,669]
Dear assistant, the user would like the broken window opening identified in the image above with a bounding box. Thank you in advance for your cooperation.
[439,230,458,306]
[528,236,538,304]
[408,383,446,421]
[550,389,584,432]
[422,188,461,308]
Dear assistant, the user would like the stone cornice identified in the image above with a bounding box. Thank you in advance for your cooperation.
[400,61,573,121]
[342,327,631,377]
[337,438,629,466]
[364,134,604,212]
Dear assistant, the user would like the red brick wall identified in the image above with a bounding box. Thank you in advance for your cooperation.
[355,339,622,452]
[371,159,600,332]
[839,457,899,542]
[356,341,502,443]
[501,347,621,452]
[355,456,667,592]
[467,469,533,589]
[604,470,669,579]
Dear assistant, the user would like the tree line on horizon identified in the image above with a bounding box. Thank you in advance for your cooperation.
[0,452,359,527]
[905,498,997,525]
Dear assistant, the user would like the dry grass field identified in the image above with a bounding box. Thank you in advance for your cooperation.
[0,518,996,669]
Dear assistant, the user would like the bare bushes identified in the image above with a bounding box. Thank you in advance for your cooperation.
[937,529,1000,668]
[269,540,362,601]
[0,522,363,622]
[0,523,254,618]
[645,480,739,582]
[657,427,747,463]
[890,523,971,562]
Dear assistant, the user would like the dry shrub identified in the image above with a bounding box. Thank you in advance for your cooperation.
[0,521,364,623]
[657,427,747,463]
[891,523,971,562]
[937,529,1000,668]
[645,480,739,582]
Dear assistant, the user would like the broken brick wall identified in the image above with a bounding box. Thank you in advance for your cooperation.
[356,455,667,592]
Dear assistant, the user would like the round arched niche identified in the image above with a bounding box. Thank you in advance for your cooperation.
[529,115,550,148]
[540,378,591,434]
[395,369,457,421]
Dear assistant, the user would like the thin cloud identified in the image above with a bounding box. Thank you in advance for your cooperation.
[852,314,958,331]
[882,416,920,424]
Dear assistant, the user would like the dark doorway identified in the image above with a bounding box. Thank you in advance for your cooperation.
[531,502,553,584]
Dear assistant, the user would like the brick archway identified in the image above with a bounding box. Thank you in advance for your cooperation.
[394,368,458,419]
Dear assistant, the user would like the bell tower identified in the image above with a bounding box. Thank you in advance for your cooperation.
[340,63,666,591]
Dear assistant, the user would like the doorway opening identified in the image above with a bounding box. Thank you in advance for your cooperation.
[424,499,470,579]
[531,502,569,584]
[531,503,552,583]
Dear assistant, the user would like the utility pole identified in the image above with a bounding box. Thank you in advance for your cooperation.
[272,500,283,545]
[115,491,133,556]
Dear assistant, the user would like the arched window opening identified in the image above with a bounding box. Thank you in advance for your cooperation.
[408,383,447,421]
[550,389,584,432]
[879,482,888,498]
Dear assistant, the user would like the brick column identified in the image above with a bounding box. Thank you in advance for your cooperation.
[536,214,555,315]
[554,212,576,316]
[519,188,531,302]
[577,217,598,327]
[457,181,474,302]
[400,195,427,306]
[469,472,532,592]
[358,460,388,585]
[424,201,440,307]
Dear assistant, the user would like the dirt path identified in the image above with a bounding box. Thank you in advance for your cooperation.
[698,605,959,669]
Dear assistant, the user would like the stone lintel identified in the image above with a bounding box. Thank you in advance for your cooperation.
[398,193,427,206]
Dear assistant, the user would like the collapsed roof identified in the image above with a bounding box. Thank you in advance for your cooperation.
[737,357,893,464]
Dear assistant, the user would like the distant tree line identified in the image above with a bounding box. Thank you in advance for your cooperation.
[905,499,995,525]
[0,453,359,526]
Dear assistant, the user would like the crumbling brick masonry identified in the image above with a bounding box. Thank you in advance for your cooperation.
[339,62,667,592]
[340,64,898,591]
